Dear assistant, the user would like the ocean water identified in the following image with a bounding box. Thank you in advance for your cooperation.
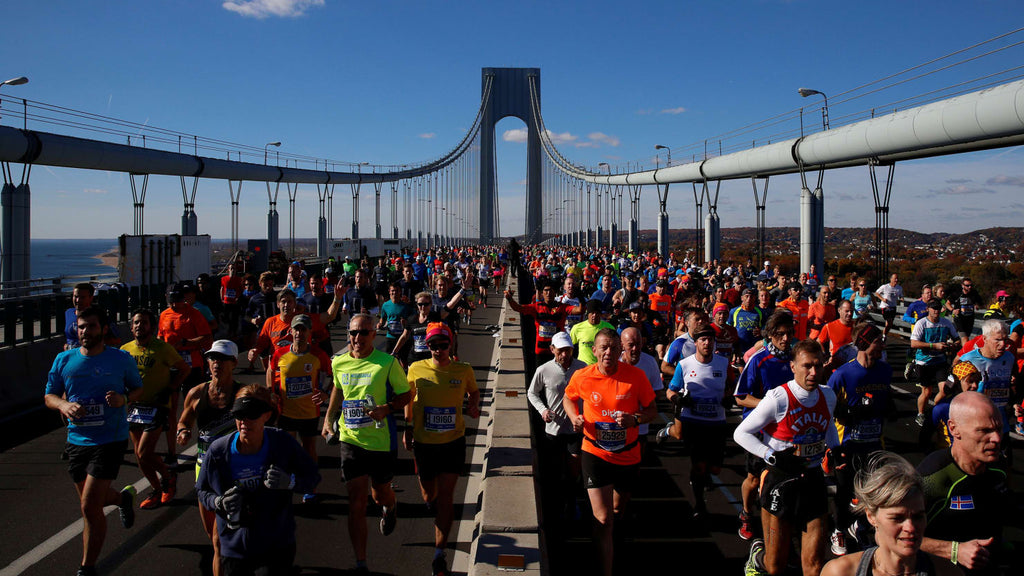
[30,239,118,280]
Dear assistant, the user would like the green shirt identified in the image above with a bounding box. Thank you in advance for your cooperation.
[331,349,410,451]
[569,320,616,365]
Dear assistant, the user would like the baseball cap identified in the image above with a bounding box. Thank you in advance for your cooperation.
[996,290,1009,298]
[426,322,453,343]
[204,339,239,360]
[166,284,185,302]
[291,314,312,329]
[627,301,643,311]
[551,332,573,350]
[741,288,755,296]
[585,299,604,314]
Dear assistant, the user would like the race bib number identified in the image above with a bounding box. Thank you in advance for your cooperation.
[848,419,882,442]
[424,406,456,433]
[285,376,313,399]
[226,289,237,299]
[538,322,558,340]
[127,405,157,425]
[74,400,105,427]
[413,335,428,353]
[986,386,1010,405]
[691,397,719,417]
[794,439,826,458]
[594,421,626,452]
[387,319,404,337]
[342,399,373,429]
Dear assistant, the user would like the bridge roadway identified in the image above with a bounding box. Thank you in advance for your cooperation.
[3,298,1024,575]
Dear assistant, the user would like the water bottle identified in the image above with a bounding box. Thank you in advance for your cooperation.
[325,413,340,445]
[365,394,385,429]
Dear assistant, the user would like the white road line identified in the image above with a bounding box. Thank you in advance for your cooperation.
[0,444,199,576]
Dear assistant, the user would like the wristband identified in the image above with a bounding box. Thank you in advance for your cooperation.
[177,428,189,436]
[950,541,959,565]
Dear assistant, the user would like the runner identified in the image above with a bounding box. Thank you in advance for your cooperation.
[267,314,331,503]
[63,282,121,350]
[825,323,893,555]
[807,285,837,341]
[732,311,796,541]
[195,384,321,575]
[378,282,411,354]
[121,308,189,509]
[619,326,665,452]
[663,326,734,521]
[958,319,1019,439]
[323,314,412,574]
[569,299,615,365]
[45,306,142,576]
[176,340,245,576]
[563,328,657,576]
[529,331,587,525]
[952,277,984,346]
[402,323,480,576]
[734,339,838,576]
[874,273,903,341]
[778,282,810,340]
[818,301,855,372]
[219,262,244,337]
[910,299,959,427]
[728,288,764,357]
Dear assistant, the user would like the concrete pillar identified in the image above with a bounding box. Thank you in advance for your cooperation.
[317,217,327,258]
[799,186,816,276]
[1,182,30,282]
[813,186,825,275]
[657,212,669,258]
[704,212,721,262]
[628,219,638,253]
[609,223,618,249]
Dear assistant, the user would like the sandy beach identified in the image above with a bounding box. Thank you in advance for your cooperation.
[94,251,118,270]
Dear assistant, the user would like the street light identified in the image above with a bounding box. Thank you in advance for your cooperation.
[655,144,672,167]
[598,162,611,174]
[0,76,29,122]
[797,88,829,130]
[264,141,281,165]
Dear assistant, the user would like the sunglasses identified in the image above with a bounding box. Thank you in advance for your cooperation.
[963,284,972,288]
[348,329,372,337]
[428,341,450,351]
[417,302,431,307]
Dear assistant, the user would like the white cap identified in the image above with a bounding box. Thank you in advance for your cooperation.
[764,260,771,266]
[204,339,239,359]
[551,332,573,350]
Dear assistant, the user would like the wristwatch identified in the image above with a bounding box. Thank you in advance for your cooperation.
[633,412,643,426]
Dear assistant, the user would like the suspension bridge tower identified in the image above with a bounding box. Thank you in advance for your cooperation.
[479,68,543,244]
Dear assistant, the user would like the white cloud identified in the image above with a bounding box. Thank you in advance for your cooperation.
[502,128,579,144]
[83,188,108,195]
[987,175,1024,187]
[222,0,324,19]
[636,108,654,115]
[588,132,620,147]
[660,107,687,115]
[929,184,995,196]
[418,132,436,139]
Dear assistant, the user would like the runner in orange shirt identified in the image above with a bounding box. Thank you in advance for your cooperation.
[818,300,855,372]
[807,285,837,341]
[563,328,656,576]
[778,282,809,340]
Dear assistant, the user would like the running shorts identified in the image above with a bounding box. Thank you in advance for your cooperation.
[413,436,466,481]
[277,415,320,438]
[680,419,727,467]
[581,451,639,492]
[546,432,583,457]
[759,466,827,526]
[339,441,396,485]
[66,440,129,483]
[127,405,169,433]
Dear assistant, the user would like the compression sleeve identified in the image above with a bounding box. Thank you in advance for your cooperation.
[732,387,786,460]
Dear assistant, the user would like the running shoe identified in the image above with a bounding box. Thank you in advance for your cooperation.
[1015,421,1024,436]
[302,493,318,504]
[738,510,754,541]
[139,492,162,510]
[744,539,766,576]
[830,528,847,556]
[380,502,398,535]
[76,566,98,576]
[431,553,450,576]
[160,474,177,504]
[914,413,926,427]
[119,485,136,529]
[692,499,707,522]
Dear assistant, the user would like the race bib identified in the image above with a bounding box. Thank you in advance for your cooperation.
[74,400,105,427]
[226,289,237,299]
[127,405,157,425]
[594,421,626,452]
[285,376,313,399]
[424,406,456,433]
[794,439,826,458]
[342,399,373,429]
[538,322,558,340]
[387,319,404,337]
[848,419,882,442]
[986,386,1010,405]
[691,397,719,417]
[413,335,428,353]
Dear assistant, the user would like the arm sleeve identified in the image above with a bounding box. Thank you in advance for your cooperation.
[527,367,550,415]
[733,388,785,460]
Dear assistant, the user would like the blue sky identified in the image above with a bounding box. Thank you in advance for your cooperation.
[2,0,1023,239]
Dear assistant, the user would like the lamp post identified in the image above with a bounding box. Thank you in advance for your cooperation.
[0,76,29,122]
[797,88,829,131]
[655,144,672,167]
[264,141,281,165]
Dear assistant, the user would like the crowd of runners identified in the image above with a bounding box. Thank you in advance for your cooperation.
[45,242,1018,576]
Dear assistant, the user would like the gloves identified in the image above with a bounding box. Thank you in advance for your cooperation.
[720,395,735,409]
[214,485,244,529]
[672,389,694,412]
[264,465,295,490]
[765,447,804,475]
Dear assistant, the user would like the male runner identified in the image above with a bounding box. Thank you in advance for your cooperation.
[403,323,480,576]
[874,273,903,341]
[910,299,959,426]
[45,306,142,576]
[323,314,412,574]
[563,329,656,576]
[570,299,615,365]
[734,339,838,576]
[121,309,189,508]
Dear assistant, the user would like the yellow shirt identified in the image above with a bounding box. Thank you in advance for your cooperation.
[271,346,329,420]
[120,338,182,408]
[407,359,478,445]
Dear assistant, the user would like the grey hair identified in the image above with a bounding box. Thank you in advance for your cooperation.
[349,313,376,329]
[852,451,923,516]
[982,319,1008,338]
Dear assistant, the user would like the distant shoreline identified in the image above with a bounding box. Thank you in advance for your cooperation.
[92,250,118,271]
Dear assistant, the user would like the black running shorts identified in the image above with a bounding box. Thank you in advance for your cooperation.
[413,436,467,481]
[339,441,396,485]
[759,466,827,526]
[581,451,639,493]
[66,440,128,483]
